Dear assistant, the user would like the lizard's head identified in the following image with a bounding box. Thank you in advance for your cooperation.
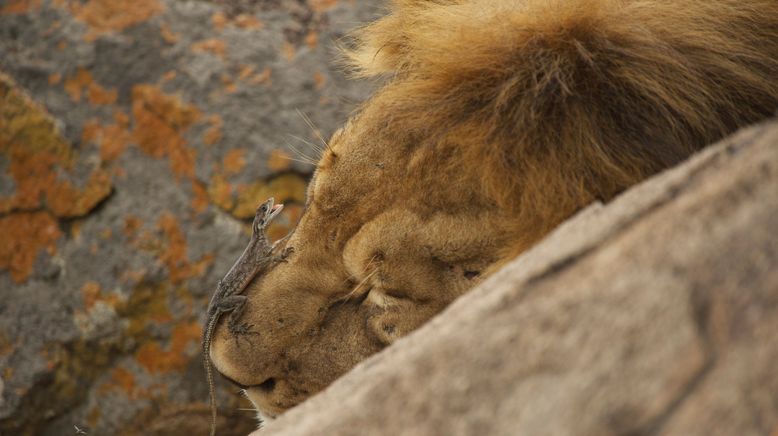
[255,197,284,231]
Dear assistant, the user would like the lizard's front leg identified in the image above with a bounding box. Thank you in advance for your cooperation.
[273,246,294,263]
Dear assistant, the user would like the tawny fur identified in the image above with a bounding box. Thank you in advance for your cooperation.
[210,0,778,419]
[346,0,778,255]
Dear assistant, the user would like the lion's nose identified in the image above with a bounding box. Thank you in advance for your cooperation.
[209,333,277,391]
[216,372,250,389]
[255,377,277,392]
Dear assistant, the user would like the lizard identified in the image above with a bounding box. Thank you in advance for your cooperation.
[202,197,291,436]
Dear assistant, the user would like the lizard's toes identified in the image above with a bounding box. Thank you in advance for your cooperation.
[230,322,258,336]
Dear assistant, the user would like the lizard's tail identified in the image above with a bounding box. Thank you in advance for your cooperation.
[204,317,218,436]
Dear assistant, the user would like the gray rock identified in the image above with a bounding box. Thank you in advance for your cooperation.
[0,0,381,434]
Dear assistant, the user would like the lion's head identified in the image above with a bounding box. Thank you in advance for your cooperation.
[209,104,512,417]
[209,0,778,420]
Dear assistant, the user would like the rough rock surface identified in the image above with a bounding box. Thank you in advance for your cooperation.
[261,120,778,436]
[0,0,381,434]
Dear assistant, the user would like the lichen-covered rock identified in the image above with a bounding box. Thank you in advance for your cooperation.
[259,120,778,436]
[0,0,380,434]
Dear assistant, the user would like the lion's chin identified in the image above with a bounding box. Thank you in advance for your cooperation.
[243,387,283,422]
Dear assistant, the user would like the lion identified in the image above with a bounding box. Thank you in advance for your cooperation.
[209,0,778,423]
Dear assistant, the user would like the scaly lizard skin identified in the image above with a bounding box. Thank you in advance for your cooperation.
[202,197,290,436]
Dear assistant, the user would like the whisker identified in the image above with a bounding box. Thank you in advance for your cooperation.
[289,134,324,156]
[282,139,318,166]
[339,253,378,287]
[342,269,377,302]
[338,254,382,303]
[284,135,321,161]
[284,155,319,166]
[296,109,331,152]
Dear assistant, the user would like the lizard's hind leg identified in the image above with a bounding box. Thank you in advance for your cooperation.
[222,295,259,347]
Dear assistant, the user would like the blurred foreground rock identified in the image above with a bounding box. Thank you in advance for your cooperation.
[0,0,380,434]
[262,120,778,436]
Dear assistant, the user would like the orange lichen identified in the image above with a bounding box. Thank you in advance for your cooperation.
[0,333,14,358]
[170,321,202,354]
[222,149,246,175]
[159,23,179,44]
[63,68,117,105]
[1,151,58,211]
[250,67,272,86]
[234,14,263,29]
[211,11,227,31]
[130,85,201,180]
[162,70,177,82]
[310,0,338,13]
[313,71,326,90]
[191,38,227,58]
[71,0,164,41]
[135,322,201,374]
[0,212,62,283]
[207,173,234,211]
[81,281,102,310]
[282,42,296,61]
[103,111,130,160]
[119,283,173,340]
[305,31,319,49]
[190,180,209,214]
[82,111,131,162]
[48,73,61,85]
[63,68,92,102]
[157,213,214,284]
[203,114,223,145]
[211,11,262,30]
[119,269,148,284]
[45,170,113,217]
[268,149,291,172]
[123,215,143,238]
[157,213,191,283]
[77,279,122,313]
[237,65,255,81]
[0,0,41,14]
[0,74,113,220]
[87,407,101,427]
[135,342,176,374]
[87,83,118,105]
[81,119,99,143]
[110,367,136,395]
[220,73,238,94]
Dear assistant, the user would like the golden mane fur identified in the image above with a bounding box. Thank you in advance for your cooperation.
[345,0,778,255]
[210,0,778,421]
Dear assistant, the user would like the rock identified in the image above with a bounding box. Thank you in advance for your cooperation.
[261,119,778,436]
[0,0,381,434]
